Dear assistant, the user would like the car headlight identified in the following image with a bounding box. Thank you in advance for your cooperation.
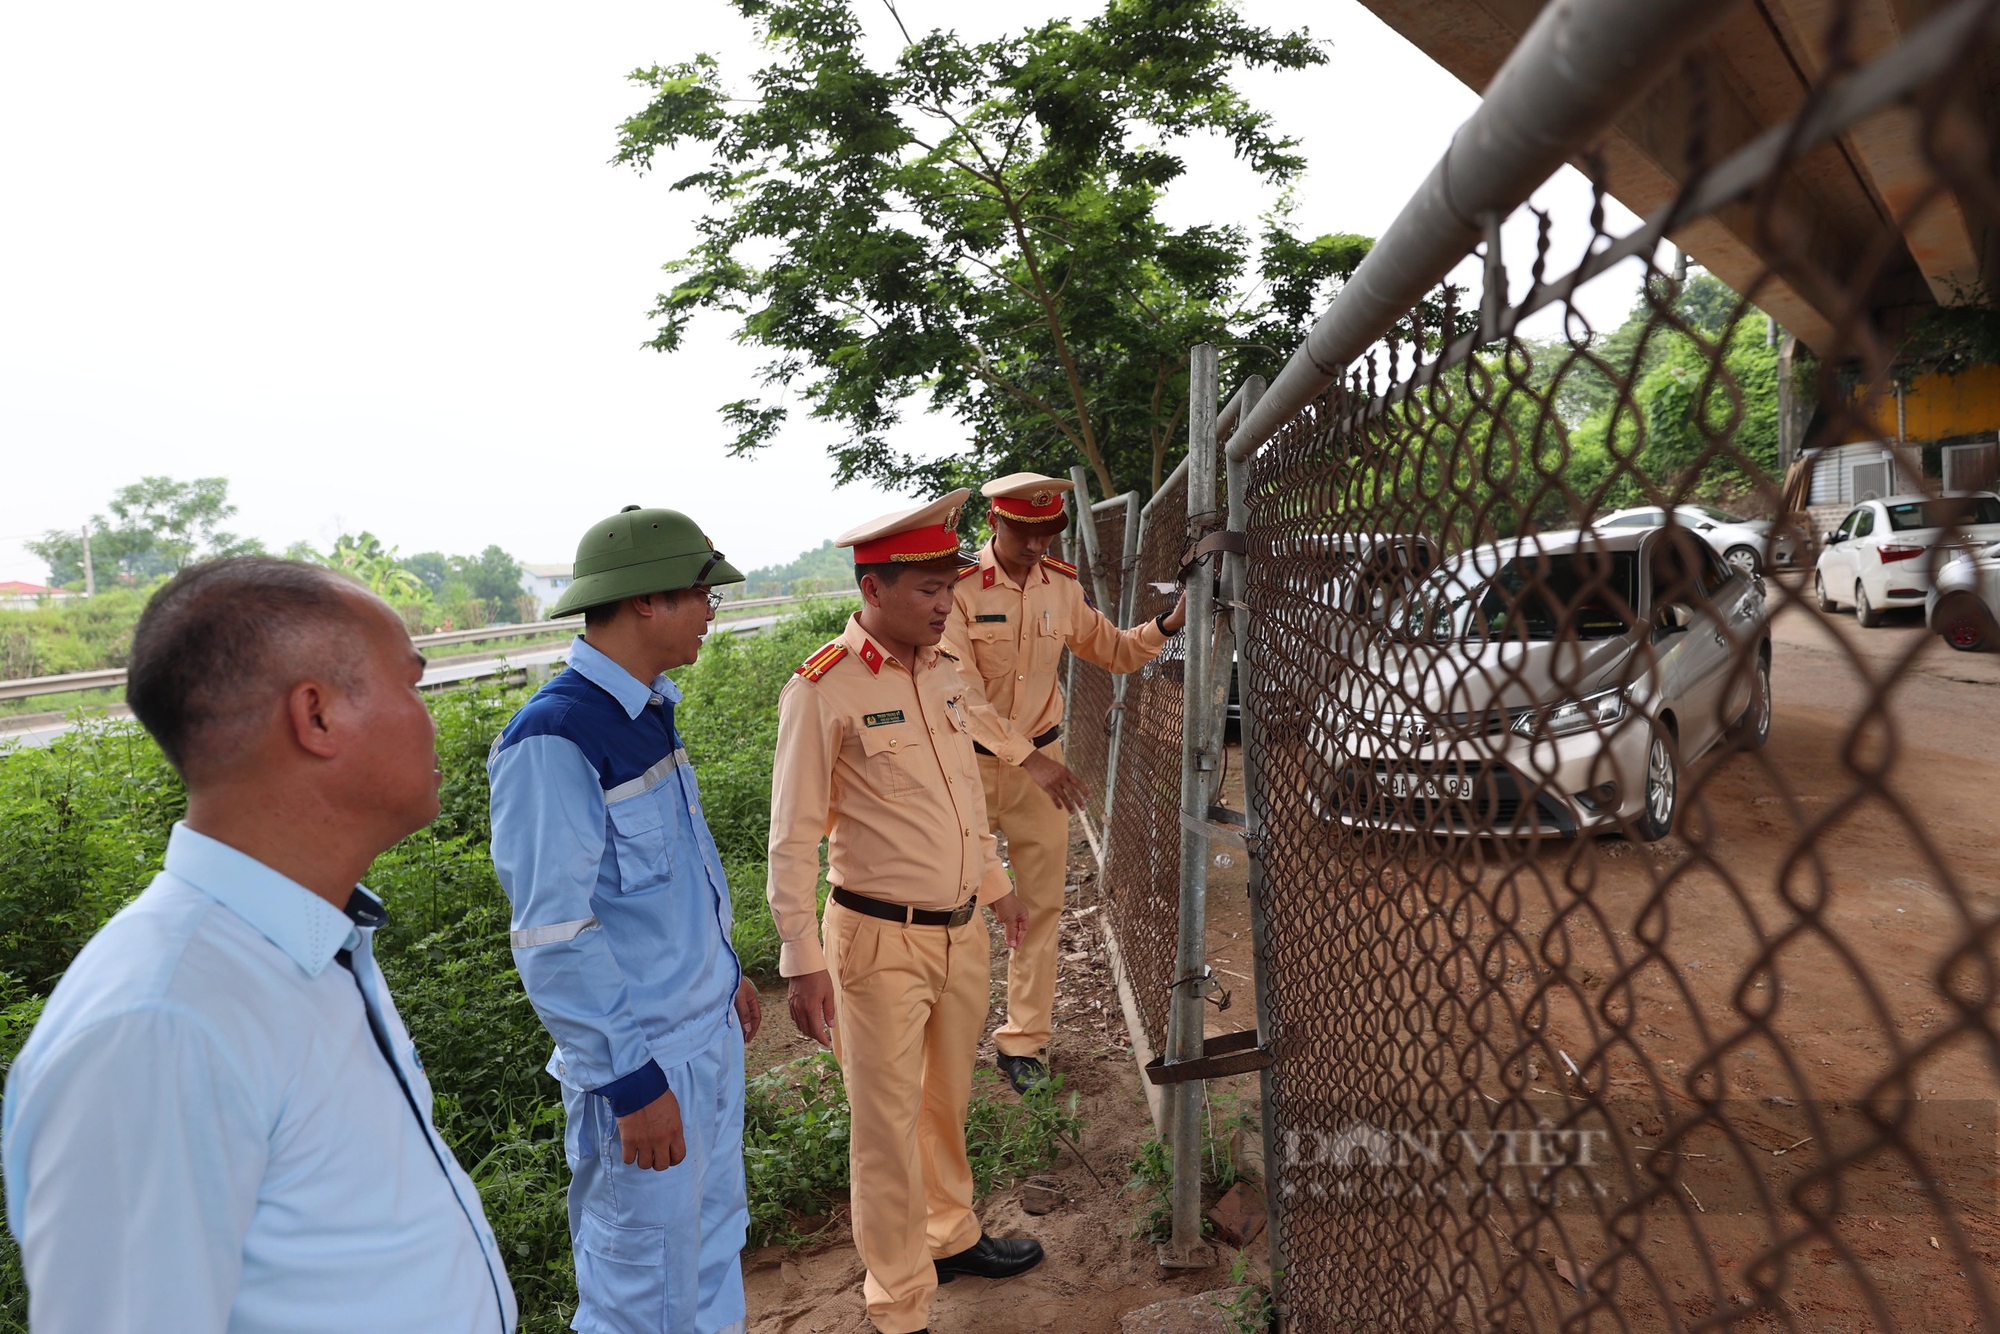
[1511,687,1629,740]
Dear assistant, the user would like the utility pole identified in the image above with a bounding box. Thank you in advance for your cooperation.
[81,523,95,597]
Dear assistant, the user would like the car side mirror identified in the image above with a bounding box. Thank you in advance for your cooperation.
[1652,603,1696,643]
[1822,531,1840,545]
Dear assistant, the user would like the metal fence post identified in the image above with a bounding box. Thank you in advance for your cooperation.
[1165,342,1221,1266]
[1100,491,1144,847]
[1222,375,1287,1314]
[1068,466,1114,614]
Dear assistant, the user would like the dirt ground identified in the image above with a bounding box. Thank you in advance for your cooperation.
[1243,587,2000,1333]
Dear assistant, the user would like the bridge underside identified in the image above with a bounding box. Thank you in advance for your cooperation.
[1362,0,2000,358]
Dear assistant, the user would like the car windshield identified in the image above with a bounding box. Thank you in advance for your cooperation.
[1885,496,2000,531]
[1691,505,1748,524]
[1412,550,1639,642]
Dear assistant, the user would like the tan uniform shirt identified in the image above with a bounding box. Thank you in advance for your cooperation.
[941,541,1169,765]
[767,613,1012,977]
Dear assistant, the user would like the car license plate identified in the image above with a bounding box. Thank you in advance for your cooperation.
[1387,772,1473,800]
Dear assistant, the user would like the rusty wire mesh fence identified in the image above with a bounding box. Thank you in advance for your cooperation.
[1225,6,2000,1331]
[1099,466,1210,1053]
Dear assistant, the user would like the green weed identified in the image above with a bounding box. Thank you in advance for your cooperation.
[744,1053,853,1247]
[1219,1247,1275,1334]
[1125,1089,1263,1243]
[967,1070,1083,1196]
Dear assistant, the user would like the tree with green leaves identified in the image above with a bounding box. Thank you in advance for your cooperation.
[327,534,427,601]
[29,477,263,589]
[401,547,529,624]
[617,0,1371,501]
[1546,271,1783,510]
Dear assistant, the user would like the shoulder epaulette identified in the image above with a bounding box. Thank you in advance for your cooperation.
[956,564,981,581]
[796,641,848,682]
[1042,556,1079,579]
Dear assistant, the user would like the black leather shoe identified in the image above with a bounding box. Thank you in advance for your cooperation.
[935,1234,1045,1284]
[996,1053,1048,1095]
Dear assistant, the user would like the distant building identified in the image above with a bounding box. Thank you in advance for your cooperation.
[520,563,574,618]
[0,581,81,612]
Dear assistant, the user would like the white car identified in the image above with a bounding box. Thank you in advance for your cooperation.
[1926,540,2000,651]
[1814,492,2000,627]
[1598,504,1772,576]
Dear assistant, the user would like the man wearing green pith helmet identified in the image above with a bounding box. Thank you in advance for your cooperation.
[487,506,759,1334]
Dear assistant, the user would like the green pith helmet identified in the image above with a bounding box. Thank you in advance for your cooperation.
[550,505,745,617]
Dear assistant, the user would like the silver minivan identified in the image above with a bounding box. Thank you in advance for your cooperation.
[1305,526,1770,841]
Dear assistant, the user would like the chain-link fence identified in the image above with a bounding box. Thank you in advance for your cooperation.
[1098,468,1201,1054]
[1060,0,2000,1322]
[1213,2,2000,1329]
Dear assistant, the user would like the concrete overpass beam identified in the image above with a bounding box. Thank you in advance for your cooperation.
[1766,0,1983,304]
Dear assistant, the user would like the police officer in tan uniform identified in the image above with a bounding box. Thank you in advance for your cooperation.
[766,490,1044,1334]
[942,473,1186,1093]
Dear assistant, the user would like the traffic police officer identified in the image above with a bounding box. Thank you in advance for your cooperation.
[767,490,1044,1334]
[488,507,761,1334]
[942,473,1186,1093]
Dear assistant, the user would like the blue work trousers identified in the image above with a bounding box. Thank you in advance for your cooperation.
[563,1022,748,1334]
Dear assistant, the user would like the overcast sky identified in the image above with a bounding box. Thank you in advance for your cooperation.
[0,0,1649,585]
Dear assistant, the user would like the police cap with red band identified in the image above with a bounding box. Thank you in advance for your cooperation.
[982,471,1073,526]
[837,489,974,566]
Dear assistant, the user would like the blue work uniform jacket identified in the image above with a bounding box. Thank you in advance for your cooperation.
[487,638,740,1116]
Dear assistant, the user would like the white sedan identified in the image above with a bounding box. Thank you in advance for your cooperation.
[1927,540,2000,651]
[1598,504,1772,576]
[1814,492,2000,627]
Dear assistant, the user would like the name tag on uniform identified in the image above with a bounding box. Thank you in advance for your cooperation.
[976,614,1008,623]
[863,710,905,727]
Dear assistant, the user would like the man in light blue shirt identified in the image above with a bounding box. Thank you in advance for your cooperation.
[488,506,758,1334]
[2,557,515,1334]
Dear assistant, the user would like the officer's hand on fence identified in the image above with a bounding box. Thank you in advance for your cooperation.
[1162,591,1189,636]
[616,1088,687,1171]
[991,891,1029,950]
[1022,751,1089,813]
[734,975,762,1044]
[788,970,837,1048]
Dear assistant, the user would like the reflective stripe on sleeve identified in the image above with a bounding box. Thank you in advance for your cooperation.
[509,917,602,949]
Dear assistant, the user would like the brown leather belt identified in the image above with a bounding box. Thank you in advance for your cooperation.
[972,724,1060,759]
[831,887,978,928]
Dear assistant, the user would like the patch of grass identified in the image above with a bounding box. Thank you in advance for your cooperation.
[1219,1248,1276,1334]
[966,1069,1084,1195]
[1125,1089,1262,1243]
[744,1053,854,1248]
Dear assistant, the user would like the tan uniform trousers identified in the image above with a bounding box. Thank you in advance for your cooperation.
[824,898,990,1334]
[979,741,1072,1059]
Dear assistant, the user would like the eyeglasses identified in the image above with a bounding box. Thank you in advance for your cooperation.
[695,587,725,611]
